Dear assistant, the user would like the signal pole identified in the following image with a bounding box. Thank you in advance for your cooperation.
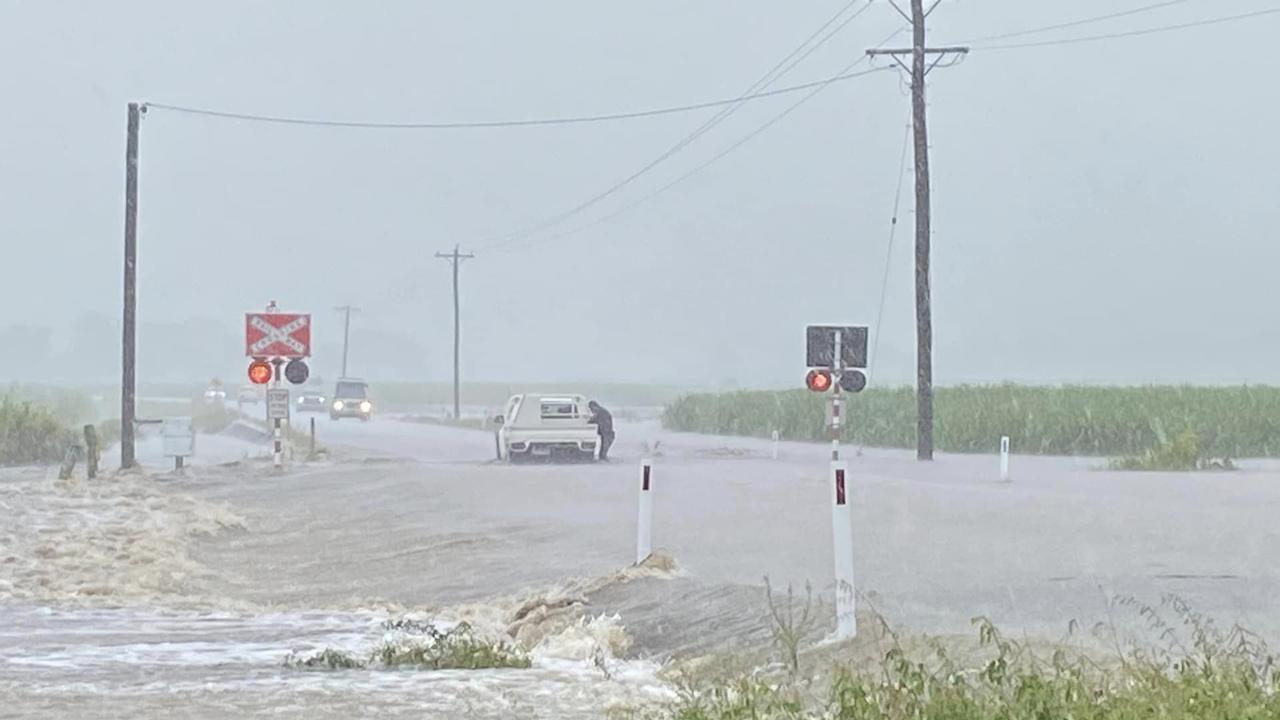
[120,102,143,470]
[435,245,474,419]
[333,305,360,377]
[867,0,967,461]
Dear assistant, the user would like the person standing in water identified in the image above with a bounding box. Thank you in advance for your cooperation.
[586,400,615,461]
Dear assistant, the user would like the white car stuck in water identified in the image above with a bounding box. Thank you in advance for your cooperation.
[495,394,600,462]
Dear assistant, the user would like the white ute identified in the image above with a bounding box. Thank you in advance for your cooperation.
[495,394,600,463]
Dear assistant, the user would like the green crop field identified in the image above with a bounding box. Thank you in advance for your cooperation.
[662,384,1280,458]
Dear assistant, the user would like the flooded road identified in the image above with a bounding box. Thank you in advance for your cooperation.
[3,416,1279,717]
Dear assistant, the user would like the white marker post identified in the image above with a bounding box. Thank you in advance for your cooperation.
[273,422,283,470]
[771,430,780,460]
[636,458,653,565]
[999,436,1010,482]
[830,460,856,640]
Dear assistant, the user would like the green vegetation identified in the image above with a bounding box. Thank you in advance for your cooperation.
[663,384,1280,458]
[1111,429,1236,471]
[631,603,1280,720]
[283,622,531,671]
[2,383,96,425]
[0,395,78,465]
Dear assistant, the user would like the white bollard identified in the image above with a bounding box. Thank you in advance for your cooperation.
[999,436,1010,482]
[830,460,856,640]
[636,458,653,565]
[771,430,780,460]
[273,419,283,470]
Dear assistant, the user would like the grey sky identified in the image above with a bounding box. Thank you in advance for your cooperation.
[2,1,1277,387]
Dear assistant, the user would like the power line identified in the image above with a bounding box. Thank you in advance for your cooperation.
[868,120,912,382]
[960,0,1198,43]
[488,59,895,253]
[477,0,873,248]
[858,119,912,457]
[973,7,1280,51]
[142,46,878,132]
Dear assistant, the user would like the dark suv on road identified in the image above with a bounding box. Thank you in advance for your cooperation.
[329,378,373,421]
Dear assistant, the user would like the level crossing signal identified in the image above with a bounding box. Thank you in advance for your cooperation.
[804,325,870,393]
[247,360,272,385]
[806,369,833,392]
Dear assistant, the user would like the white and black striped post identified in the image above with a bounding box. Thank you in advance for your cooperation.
[999,436,1010,482]
[830,460,856,640]
[636,458,653,565]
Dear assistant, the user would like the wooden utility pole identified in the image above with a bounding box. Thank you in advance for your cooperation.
[333,305,360,377]
[435,245,474,419]
[120,102,143,470]
[868,1,967,461]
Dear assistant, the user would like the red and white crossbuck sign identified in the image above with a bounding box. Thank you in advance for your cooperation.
[245,313,312,359]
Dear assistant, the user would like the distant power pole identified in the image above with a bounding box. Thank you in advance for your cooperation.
[120,102,144,470]
[435,245,474,419]
[868,0,967,462]
[333,305,360,377]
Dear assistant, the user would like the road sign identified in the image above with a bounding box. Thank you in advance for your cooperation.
[245,313,311,359]
[161,417,195,458]
[267,389,291,421]
[806,326,868,369]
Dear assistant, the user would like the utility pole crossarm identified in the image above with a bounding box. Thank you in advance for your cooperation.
[867,47,969,75]
[866,46,970,56]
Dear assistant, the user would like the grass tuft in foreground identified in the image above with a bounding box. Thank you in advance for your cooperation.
[625,594,1280,720]
[283,621,531,671]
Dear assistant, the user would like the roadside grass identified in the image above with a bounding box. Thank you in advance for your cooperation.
[624,591,1280,720]
[663,384,1280,458]
[0,395,78,465]
[1,383,96,425]
[1110,429,1236,472]
[283,621,530,671]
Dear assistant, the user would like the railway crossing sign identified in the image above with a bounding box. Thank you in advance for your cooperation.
[245,312,312,359]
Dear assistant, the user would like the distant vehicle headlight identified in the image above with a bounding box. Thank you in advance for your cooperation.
[359,401,372,413]
[333,400,345,411]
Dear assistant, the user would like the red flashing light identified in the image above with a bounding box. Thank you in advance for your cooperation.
[805,369,833,392]
[247,360,273,385]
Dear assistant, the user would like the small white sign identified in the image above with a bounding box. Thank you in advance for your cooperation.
[161,417,195,458]
[267,389,291,421]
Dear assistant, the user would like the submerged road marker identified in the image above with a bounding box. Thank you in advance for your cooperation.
[636,458,653,565]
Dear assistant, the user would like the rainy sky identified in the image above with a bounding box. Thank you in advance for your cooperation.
[1,1,1277,387]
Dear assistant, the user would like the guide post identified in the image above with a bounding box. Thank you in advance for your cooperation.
[636,458,654,565]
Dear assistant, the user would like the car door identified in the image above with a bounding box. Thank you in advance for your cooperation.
[497,395,522,457]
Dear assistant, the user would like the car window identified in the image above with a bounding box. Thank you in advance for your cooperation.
[335,382,367,399]
[540,401,578,419]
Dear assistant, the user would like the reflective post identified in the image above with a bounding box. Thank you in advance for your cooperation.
[636,458,653,565]
[830,460,856,640]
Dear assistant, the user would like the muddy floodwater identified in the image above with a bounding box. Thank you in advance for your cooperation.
[3,419,1279,717]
